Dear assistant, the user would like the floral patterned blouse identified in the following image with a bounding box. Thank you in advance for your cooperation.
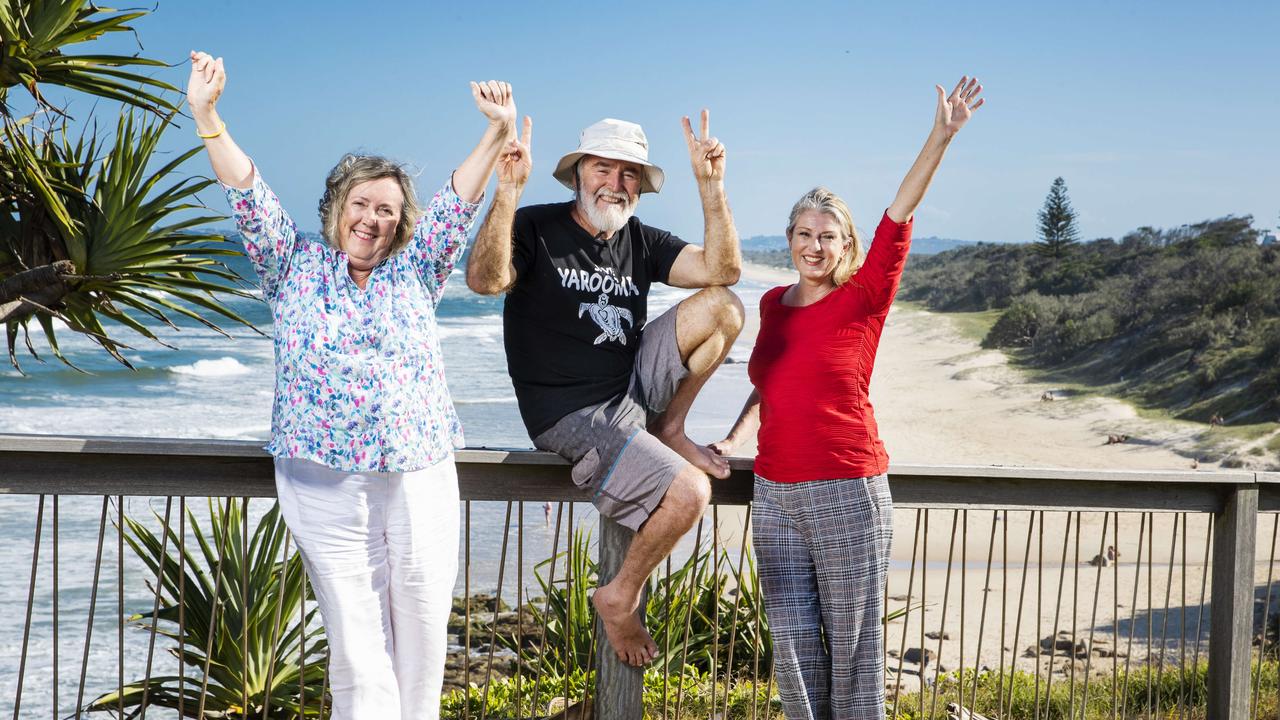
[225,169,480,473]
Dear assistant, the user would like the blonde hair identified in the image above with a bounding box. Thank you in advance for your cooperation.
[318,154,424,256]
[785,187,865,286]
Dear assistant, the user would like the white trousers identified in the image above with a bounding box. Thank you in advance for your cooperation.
[274,456,460,720]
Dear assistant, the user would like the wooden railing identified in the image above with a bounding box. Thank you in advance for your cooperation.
[2,433,1278,719]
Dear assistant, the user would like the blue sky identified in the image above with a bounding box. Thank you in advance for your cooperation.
[76,1,1280,243]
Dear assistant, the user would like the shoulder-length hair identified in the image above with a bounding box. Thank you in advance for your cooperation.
[785,187,865,287]
[317,154,424,256]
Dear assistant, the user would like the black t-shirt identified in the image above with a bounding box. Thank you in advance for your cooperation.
[503,202,688,437]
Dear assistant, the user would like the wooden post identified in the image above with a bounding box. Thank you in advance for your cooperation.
[595,516,644,720]
[1208,484,1257,720]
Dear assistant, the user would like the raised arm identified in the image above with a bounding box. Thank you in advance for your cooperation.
[187,51,253,189]
[666,109,741,288]
[466,115,532,295]
[885,76,985,223]
[452,81,517,203]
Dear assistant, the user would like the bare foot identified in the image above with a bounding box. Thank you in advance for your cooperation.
[653,424,730,479]
[592,582,657,667]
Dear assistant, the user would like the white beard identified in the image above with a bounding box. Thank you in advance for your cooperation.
[578,189,636,236]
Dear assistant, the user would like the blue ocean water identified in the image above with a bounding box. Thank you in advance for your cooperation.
[0,243,773,716]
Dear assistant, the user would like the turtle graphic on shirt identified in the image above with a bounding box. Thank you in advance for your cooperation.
[579,293,634,345]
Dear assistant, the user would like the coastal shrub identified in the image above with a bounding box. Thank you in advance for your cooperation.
[88,500,328,718]
[983,294,1051,348]
[903,215,1280,424]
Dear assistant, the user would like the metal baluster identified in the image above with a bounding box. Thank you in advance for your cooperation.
[966,511,1000,714]
[1155,512,1180,709]
[919,508,929,720]
[721,507,753,720]
[479,501,513,720]
[516,501,524,720]
[711,505,721,716]
[464,499,472,720]
[531,502,564,716]
[197,499,234,719]
[674,518,705,720]
[1069,511,1081,718]
[890,509,922,720]
[260,531,293,720]
[1044,511,1073,715]
[74,497,109,720]
[1252,513,1278,720]
[1119,512,1147,720]
[928,509,960,718]
[1005,511,1037,712]
[1080,512,1112,719]
[139,496,173,719]
[13,495,45,720]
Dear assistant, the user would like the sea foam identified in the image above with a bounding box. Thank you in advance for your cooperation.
[168,356,253,377]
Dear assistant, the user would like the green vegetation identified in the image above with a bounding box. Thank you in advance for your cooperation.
[889,662,1280,719]
[901,216,1280,426]
[441,667,784,719]
[0,1,251,371]
[92,500,328,718]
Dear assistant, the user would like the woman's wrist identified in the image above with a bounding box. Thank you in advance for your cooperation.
[191,105,222,135]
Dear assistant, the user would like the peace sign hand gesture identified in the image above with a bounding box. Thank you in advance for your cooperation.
[498,116,533,190]
[935,76,985,138]
[682,109,726,184]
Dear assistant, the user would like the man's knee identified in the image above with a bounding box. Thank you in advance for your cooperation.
[666,465,711,512]
[684,286,744,336]
[701,286,744,335]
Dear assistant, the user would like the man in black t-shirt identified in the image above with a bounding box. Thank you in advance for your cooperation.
[467,114,743,668]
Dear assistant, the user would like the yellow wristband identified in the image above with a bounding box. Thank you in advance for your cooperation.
[196,121,225,139]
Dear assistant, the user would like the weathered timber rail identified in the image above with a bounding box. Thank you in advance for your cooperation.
[3,433,1279,720]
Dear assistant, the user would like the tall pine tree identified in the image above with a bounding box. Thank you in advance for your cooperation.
[1036,177,1080,258]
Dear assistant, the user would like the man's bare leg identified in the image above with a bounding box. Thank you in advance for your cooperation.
[650,285,745,479]
[592,465,711,666]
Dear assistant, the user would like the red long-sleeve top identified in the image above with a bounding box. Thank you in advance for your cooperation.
[748,211,913,483]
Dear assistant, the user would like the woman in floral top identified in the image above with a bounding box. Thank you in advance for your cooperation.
[188,50,519,719]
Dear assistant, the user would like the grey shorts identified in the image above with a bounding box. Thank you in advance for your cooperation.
[533,305,689,531]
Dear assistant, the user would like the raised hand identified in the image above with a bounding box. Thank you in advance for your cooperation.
[497,115,533,189]
[681,109,726,184]
[187,50,225,118]
[934,76,984,137]
[470,80,516,131]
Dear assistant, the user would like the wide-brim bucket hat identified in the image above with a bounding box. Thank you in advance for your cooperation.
[553,118,665,195]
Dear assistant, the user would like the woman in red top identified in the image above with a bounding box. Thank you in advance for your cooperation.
[712,77,985,719]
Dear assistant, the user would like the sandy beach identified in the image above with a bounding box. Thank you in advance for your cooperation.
[690,262,1279,694]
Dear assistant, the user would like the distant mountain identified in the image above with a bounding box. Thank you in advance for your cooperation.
[911,236,984,255]
[740,235,787,251]
[740,233,984,255]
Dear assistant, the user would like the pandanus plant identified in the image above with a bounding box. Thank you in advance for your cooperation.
[0,0,253,371]
[89,500,330,718]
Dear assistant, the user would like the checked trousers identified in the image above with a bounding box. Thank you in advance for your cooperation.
[752,474,894,720]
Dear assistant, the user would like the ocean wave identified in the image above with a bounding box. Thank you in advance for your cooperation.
[168,357,253,377]
[438,315,504,341]
[455,396,517,405]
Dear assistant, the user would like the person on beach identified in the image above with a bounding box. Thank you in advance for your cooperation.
[466,113,743,666]
[711,77,986,719]
[187,51,514,718]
